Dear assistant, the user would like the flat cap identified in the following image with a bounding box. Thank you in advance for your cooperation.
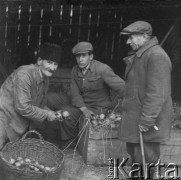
[120,21,152,36]
[38,43,62,63]
[72,42,93,55]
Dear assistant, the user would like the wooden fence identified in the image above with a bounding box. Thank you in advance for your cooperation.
[0,1,181,99]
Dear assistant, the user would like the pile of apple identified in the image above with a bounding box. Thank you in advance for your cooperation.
[56,110,70,121]
[8,157,56,172]
[90,111,121,129]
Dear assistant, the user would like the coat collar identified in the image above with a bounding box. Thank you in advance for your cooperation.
[77,60,94,77]
[136,36,159,58]
[89,60,95,72]
[123,54,135,65]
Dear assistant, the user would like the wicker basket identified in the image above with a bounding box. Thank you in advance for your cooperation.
[0,130,64,180]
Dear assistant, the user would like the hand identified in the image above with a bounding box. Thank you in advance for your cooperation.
[55,111,63,121]
[80,106,94,119]
[139,124,149,132]
[47,111,57,122]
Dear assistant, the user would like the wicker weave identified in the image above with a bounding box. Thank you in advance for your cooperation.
[0,130,64,180]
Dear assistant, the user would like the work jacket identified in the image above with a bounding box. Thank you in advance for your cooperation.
[70,60,125,114]
[0,64,51,141]
[119,37,173,143]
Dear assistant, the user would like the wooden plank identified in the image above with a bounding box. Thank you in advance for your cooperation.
[161,129,181,146]
[160,129,181,165]
[77,118,129,165]
[89,126,119,140]
[160,154,181,166]
[87,138,129,165]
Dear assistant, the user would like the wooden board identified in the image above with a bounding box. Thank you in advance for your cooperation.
[87,138,130,165]
[89,126,119,140]
[77,119,130,165]
[160,129,181,165]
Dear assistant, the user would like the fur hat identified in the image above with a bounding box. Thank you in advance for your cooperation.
[38,43,62,63]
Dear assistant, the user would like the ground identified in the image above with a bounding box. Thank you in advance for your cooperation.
[1,147,181,179]
[60,148,123,180]
[59,148,181,180]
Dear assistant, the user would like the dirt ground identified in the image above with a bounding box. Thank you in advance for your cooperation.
[60,148,120,180]
[60,148,181,180]
[1,147,181,180]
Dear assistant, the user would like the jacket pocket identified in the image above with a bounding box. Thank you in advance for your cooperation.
[87,76,102,90]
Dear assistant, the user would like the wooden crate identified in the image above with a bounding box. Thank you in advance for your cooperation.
[160,129,181,165]
[77,120,129,165]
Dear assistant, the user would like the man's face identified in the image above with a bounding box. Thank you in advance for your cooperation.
[75,52,93,69]
[38,59,58,77]
[126,34,146,51]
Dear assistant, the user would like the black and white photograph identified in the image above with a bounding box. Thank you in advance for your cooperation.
[0,0,180,179]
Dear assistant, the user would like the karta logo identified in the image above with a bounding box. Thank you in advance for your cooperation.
[107,158,180,179]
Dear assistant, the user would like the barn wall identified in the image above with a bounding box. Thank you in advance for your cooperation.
[0,1,181,100]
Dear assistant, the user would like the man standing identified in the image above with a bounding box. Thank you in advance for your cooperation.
[0,43,62,150]
[120,21,172,178]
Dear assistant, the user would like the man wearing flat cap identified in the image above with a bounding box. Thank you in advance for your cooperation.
[120,21,172,178]
[0,43,62,150]
[62,41,124,151]
[71,41,125,118]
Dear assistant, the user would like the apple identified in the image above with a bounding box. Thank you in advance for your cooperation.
[99,114,105,119]
[45,167,51,171]
[110,123,116,128]
[104,118,111,125]
[115,117,121,121]
[9,158,15,165]
[24,158,31,163]
[109,113,116,119]
[62,111,70,118]
[91,120,98,127]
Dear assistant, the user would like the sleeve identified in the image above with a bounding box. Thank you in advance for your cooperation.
[70,68,85,108]
[14,71,50,122]
[139,53,171,127]
[101,66,125,97]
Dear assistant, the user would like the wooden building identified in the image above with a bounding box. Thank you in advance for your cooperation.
[0,0,181,167]
[0,0,181,100]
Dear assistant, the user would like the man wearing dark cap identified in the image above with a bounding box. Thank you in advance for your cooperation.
[71,41,125,118]
[68,41,125,153]
[120,21,172,178]
[0,43,62,150]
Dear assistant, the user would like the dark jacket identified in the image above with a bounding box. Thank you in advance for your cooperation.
[0,64,51,141]
[70,60,125,113]
[119,37,173,143]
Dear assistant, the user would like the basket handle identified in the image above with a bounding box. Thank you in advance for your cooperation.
[21,130,44,141]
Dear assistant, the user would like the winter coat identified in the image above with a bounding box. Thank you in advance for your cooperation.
[0,64,51,141]
[119,37,173,143]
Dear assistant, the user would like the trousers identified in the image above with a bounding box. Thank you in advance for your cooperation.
[32,92,81,142]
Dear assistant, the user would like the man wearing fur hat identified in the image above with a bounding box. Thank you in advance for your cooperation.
[0,43,62,150]
[120,21,172,178]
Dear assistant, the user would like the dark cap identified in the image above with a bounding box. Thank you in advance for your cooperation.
[120,21,152,36]
[72,42,93,55]
[38,43,62,63]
